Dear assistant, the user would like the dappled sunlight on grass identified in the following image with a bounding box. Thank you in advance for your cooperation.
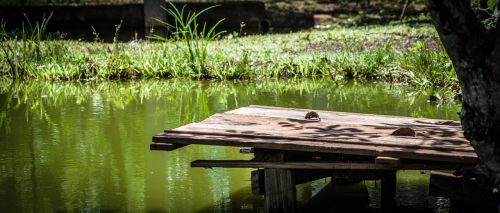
[1,24,455,90]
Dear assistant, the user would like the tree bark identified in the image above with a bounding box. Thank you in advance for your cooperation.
[426,0,500,188]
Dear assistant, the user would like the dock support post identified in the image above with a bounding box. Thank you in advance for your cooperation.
[381,171,397,211]
[264,168,296,213]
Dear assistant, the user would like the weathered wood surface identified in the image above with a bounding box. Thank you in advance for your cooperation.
[191,160,467,170]
[152,105,477,163]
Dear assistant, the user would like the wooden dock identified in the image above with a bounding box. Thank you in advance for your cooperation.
[151,105,477,212]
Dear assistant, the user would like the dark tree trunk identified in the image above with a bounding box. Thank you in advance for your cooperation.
[426,0,500,188]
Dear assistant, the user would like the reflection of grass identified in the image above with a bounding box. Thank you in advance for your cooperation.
[0,78,461,128]
[0,24,455,89]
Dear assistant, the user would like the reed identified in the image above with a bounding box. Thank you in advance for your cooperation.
[148,2,225,78]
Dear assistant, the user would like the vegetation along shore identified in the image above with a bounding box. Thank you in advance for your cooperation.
[0,20,456,91]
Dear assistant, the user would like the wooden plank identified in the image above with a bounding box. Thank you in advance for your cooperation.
[156,132,477,163]
[264,168,296,213]
[153,105,476,163]
[165,126,473,152]
[190,160,466,170]
[150,143,187,151]
[228,105,462,128]
[375,157,400,167]
[166,111,471,152]
[177,112,468,145]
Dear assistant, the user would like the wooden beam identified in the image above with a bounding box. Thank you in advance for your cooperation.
[190,160,466,170]
[192,160,396,170]
[160,129,473,152]
[240,147,254,154]
[375,157,400,167]
[150,143,187,151]
[264,168,296,213]
[154,132,477,164]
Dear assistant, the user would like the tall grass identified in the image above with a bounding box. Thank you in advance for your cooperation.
[399,40,456,89]
[149,2,225,78]
[0,23,458,91]
[0,13,56,78]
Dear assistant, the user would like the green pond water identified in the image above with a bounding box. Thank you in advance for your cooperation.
[0,79,460,212]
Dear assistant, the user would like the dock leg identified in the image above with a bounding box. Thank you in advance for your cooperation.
[381,171,397,211]
[264,168,296,213]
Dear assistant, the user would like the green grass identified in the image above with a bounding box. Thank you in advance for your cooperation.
[0,23,457,90]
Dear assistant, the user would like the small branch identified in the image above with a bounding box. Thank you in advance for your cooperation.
[400,0,410,20]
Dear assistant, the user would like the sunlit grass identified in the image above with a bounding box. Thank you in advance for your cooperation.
[0,23,455,90]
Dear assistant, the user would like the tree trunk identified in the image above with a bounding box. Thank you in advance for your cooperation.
[426,0,500,188]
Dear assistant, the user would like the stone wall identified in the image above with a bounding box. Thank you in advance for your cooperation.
[0,1,314,41]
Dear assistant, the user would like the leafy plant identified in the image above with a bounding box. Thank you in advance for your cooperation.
[400,40,456,88]
[149,2,226,78]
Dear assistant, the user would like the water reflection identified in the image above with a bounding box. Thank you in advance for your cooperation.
[0,79,460,212]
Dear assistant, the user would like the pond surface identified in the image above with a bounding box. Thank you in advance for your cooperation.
[0,79,460,212]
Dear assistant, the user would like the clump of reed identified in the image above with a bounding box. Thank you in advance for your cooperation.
[148,2,225,78]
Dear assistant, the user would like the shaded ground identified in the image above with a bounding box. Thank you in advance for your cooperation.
[266,0,428,27]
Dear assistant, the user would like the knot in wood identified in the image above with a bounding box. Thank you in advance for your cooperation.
[305,111,320,120]
[435,120,453,125]
[390,127,416,137]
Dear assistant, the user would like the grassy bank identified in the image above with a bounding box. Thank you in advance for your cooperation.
[0,23,456,89]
